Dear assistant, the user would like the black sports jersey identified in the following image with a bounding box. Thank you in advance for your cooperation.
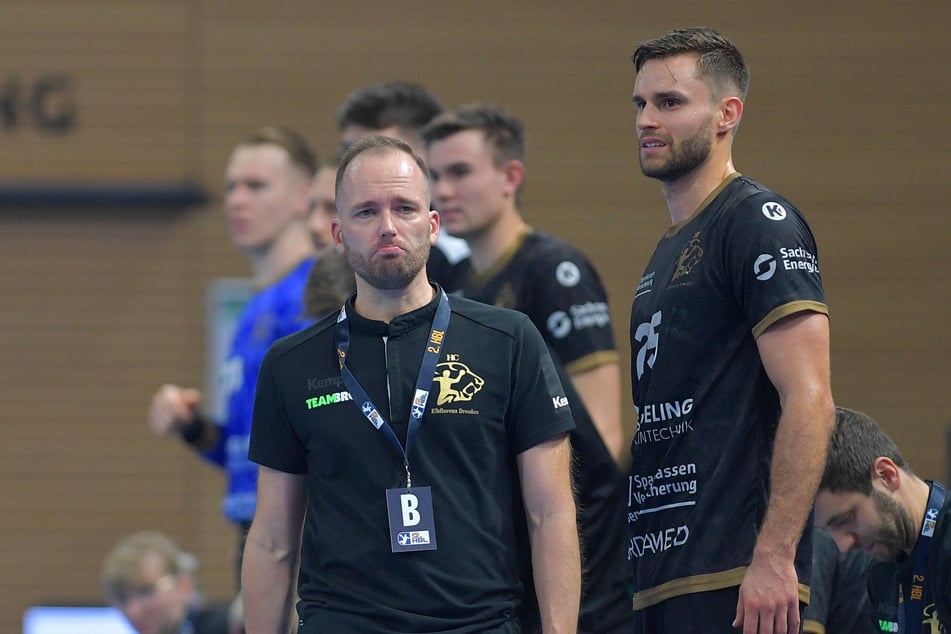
[437,229,631,632]
[440,229,618,374]
[628,174,828,608]
[249,289,574,633]
[867,485,951,633]
[803,528,876,634]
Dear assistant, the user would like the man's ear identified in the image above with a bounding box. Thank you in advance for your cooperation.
[872,456,903,492]
[331,218,345,254]
[718,96,744,136]
[502,160,525,199]
[429,208,440,245]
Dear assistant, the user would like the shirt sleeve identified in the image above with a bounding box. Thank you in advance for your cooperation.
[721,191,828,338]
[248,345,308,474]
[507,312,576,454]
[525,244,618,373]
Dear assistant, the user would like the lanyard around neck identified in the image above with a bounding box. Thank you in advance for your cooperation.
[898,480,945,633]
[333,290,450,488]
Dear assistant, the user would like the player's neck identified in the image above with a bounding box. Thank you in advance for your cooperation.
[248,228,315,289]
[353,273,435,323]
[661,155,737,226]
[467,210,528,275]
[904,476,935,549]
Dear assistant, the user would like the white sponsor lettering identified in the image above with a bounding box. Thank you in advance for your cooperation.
[547,302,610,340]
[633,419,694,444]
[628,524,690,559]
[779,246,819,273]
[569,301,610,329]
[637,398,693,424]
[635,271,655,298]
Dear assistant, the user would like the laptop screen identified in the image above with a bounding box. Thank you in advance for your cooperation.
[22,606,136,634]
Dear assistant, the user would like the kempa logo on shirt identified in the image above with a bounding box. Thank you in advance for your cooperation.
[761,201,787,221]
[555,261,581,287]
[305,390,352,409]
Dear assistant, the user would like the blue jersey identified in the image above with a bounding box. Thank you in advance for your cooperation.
[205,257,314,524]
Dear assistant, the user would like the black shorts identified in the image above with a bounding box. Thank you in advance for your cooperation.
[633,586,804,634]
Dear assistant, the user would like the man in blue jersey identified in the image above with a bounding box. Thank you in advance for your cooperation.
[147,127,317,591]
[627,27,834,633]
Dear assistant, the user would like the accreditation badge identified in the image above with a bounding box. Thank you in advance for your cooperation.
[385,486,438,552]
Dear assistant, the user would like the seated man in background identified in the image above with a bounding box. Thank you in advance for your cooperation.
[814,406,951,631]
[102,531,237,634]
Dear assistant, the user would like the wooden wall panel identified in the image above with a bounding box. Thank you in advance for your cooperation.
[0,2,949,632]
[0,3,196,182]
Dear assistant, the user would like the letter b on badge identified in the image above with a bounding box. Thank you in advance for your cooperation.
[400,493,421,526]
[386,486,437,552]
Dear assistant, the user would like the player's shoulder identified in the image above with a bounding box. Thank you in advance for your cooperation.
[722,176,803,222]
[519,230,602,285]
[267,312,336,360]
[522,229,591,262]
[448,294,535,335]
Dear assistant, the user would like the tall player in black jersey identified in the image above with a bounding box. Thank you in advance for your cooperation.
[628,27,834,633]
[424,104,631,634]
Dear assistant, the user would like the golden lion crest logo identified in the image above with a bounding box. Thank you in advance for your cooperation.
[432,360,485,405]
[671,231,703,283]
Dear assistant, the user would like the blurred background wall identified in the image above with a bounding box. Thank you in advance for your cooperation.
[1,1,948,630]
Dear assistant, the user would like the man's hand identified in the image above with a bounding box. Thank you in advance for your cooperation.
[147,383,202,437]
[733,548,800,634]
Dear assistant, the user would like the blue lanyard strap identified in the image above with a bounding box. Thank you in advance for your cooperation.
[333,290,450,487]
[899,480,945,633]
